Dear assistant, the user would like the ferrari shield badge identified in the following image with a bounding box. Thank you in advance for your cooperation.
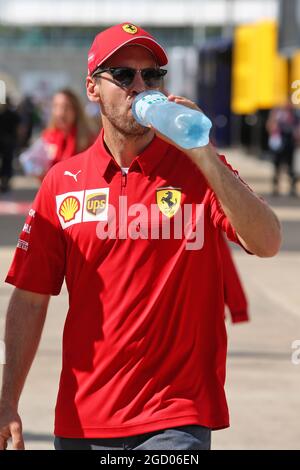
[156,187,181,218]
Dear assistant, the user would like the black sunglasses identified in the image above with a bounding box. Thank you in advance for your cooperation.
[92,67,167,88]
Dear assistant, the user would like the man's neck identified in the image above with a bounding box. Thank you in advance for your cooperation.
[102,122,155,168]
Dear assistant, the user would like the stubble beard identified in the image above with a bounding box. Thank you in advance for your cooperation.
[101,102,151,138]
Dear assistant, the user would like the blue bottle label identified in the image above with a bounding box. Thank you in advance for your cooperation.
[134,92,168,121]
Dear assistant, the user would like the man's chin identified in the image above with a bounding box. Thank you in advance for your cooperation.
[122,122,151,137]
[104,113,151,137]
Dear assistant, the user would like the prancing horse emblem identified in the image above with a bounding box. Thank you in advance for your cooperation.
[122,24,138,35]
[156,187,182,218]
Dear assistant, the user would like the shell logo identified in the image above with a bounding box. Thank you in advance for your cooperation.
[59,196,80,223]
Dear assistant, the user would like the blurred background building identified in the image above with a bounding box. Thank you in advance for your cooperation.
[1,0,300,152]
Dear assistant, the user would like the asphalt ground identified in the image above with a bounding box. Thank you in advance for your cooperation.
[0,149,299,449]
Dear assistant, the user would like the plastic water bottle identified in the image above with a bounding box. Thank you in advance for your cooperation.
[132,91,212,149]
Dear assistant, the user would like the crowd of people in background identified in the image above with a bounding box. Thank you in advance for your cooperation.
[0,89,299,196]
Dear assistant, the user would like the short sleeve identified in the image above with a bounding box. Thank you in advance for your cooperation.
[5,175,66,295]
[209,154,259,252]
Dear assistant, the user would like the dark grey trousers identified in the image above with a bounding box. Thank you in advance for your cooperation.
[54,425,211,450]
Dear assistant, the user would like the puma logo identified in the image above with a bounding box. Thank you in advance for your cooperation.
[64,170,82,182]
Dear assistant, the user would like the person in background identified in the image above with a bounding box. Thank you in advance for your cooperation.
[42,88,95,171]
[0,97,21,193]
[266,102,299,197]
[19,89,95,182]
[17,96,41,151]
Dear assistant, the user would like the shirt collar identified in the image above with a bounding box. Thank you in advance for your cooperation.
[92,128,170,178]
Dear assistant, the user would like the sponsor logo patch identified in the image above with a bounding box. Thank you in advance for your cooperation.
[17,239,29,251]
[59,196,80,223]
[22,223,31,234]
[156,187,182,218]
[56,189,109,228]
[83,188,109,222]
[86,193,107,216]
[56,191,84,229]
[122,24,138,34]
[64,170,81,182]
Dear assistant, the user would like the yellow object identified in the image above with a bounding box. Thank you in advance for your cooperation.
[291,51,300,107]
[59,196,80,223]
[156,188,181,218]
[122,24,138,34]
[274,55,289,106]
[231,24,257,114]
[231,20,280,114]
[86,193,107,216]
[256,21,277,109]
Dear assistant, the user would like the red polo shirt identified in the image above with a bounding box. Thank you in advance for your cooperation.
[6,129,251,437]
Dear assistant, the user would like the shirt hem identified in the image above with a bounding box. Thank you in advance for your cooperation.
[54,415,229,438]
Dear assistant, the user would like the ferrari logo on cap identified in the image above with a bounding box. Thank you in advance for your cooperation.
[122,24,138,34]
[156,187,181,218]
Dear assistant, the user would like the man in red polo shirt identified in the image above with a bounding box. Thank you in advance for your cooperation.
[0,23,281,451]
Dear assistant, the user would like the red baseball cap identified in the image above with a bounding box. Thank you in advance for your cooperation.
[88,22,168,76]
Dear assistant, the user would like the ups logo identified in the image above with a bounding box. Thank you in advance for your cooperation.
[86,193,107,216]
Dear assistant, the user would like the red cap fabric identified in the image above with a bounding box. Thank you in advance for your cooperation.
[88,22,168,75]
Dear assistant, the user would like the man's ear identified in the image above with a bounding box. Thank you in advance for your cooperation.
[86,76,101,103]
